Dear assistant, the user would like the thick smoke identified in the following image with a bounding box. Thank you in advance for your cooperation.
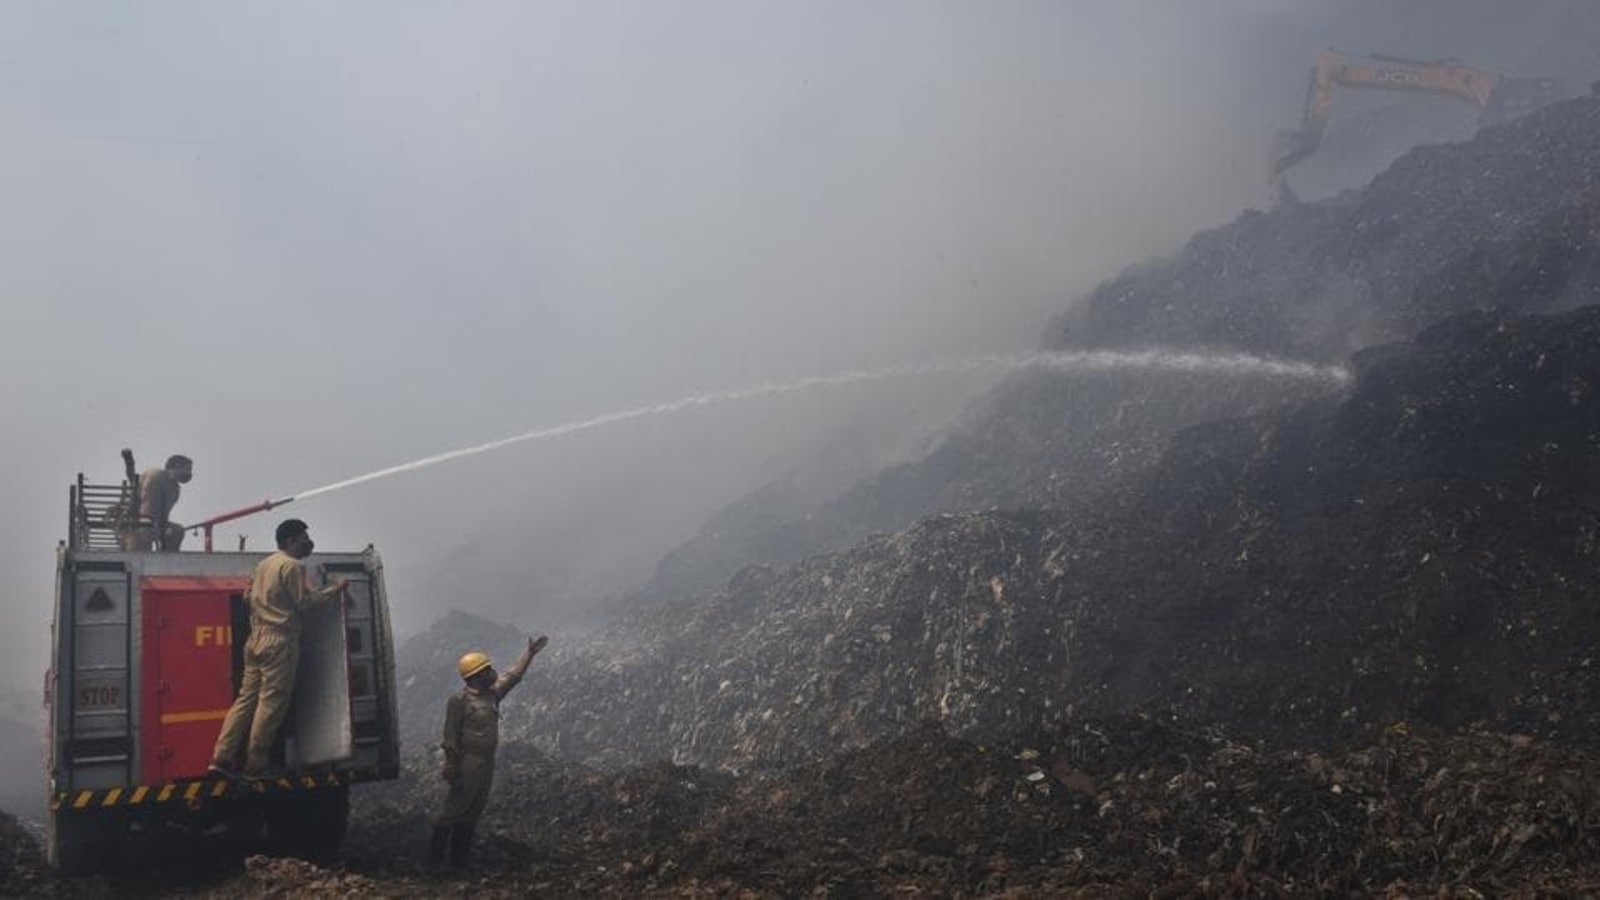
[0,0,1595,695]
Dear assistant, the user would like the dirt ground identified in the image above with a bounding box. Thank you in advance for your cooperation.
[12,717,1599,897]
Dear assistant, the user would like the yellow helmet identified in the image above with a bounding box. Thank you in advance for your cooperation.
[456,651,492,680]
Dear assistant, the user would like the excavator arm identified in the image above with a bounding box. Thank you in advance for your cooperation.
[1270,49,1562,206]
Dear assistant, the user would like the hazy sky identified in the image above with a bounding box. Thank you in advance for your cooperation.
[1,1,1595,686]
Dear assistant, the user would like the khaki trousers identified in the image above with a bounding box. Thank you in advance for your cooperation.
[434,753,496,828]
[211,626,300,773]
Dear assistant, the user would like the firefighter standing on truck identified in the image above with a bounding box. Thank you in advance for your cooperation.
[432,634,548,869]
[137,454,193,551]
[208,517,348,779]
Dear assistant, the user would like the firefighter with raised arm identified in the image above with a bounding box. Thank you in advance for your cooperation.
[431,634,549,869]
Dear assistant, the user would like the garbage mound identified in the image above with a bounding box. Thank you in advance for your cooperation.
[661,719,1600,897]
[231,856,384,898]
[0,810,44,896]
[353,94,1600,896]
[638,96,1600,611]
[493,305,1600,772]
[1054,97,1600,359]
[1098,306,1600,748]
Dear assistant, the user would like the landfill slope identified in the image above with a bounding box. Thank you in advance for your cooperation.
[647,96,1600,605]
[1057,98,1600,358]
[461,98,1600,769]
[14,75,1600,900]
[495,306,1599,773]
[356,94,1600,896]
[1099,308,1600,746]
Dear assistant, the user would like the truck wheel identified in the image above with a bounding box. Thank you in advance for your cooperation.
[310,784,351,860]
[220,814,266,854]
[47,809,117,875]
[264,787,349,864]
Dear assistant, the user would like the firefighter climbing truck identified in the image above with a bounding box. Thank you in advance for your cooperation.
[45,463,401,872]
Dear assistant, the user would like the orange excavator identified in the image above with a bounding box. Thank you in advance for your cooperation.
[1270,49,1566,206]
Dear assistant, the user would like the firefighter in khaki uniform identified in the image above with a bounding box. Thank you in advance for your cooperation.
[208,518,348,778]
[136,454,193,551]
[432,634,548,868]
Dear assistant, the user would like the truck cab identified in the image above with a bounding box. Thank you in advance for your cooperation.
[46,468,401,872]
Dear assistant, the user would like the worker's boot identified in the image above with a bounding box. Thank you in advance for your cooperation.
[449,823,475,870]
[429,826,452,867]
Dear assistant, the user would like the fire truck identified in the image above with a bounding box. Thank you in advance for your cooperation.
[45,454,401,872]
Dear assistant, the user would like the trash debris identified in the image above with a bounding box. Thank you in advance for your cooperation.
[11,45,1600,900]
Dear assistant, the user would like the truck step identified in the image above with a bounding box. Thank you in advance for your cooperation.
[52,769,380,811]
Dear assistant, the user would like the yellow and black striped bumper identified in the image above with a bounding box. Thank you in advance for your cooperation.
[53,769,378,812]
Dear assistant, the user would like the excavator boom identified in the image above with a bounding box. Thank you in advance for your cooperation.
[1270,49,1564,206]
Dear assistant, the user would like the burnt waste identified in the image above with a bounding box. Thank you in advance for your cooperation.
[650,95,1600,603]
[12,95,1600,899]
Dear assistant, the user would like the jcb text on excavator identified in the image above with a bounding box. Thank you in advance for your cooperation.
[1270,49,1565,205]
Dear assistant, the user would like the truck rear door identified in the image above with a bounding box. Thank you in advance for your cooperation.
[138,576,247,782]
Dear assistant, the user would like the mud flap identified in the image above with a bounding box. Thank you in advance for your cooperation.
[287,592,352,767]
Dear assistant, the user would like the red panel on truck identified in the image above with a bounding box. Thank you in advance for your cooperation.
[139,576,249,783]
